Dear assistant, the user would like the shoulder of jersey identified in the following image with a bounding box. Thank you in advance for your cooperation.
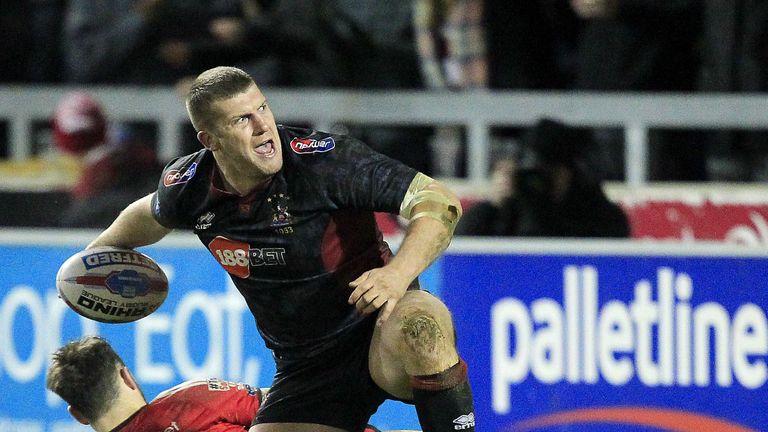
[283,127,339,156]
[162,150,208,187]
[153,380,208,401]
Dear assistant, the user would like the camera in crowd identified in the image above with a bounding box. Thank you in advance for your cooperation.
[515,118,593,203]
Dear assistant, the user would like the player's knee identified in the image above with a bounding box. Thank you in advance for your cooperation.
[401,310,445,356]
[390,292,456,364]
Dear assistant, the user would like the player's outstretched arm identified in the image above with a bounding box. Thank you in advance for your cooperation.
[87,193,172,250]
[348,173,461,324]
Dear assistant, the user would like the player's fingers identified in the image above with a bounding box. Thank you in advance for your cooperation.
[349,279,377,305]
[348,275,374,303]
[355,288,381,312]
[360,295,387,315]
[349,270,372,288]
[348,285,367,304]
[376,299,397,326]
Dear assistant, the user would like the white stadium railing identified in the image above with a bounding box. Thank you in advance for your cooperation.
[2,86,768,186]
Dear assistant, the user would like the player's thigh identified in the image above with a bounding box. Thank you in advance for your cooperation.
[249,423,346,432]
[368,290,457,399]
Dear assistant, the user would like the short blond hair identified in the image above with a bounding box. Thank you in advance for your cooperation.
[186,66,255,131]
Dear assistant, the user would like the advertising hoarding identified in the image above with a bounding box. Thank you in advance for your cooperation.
[1,232,765,431]
[441,240,767,431]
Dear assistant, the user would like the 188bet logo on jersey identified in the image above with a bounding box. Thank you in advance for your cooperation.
[208,236,287,278]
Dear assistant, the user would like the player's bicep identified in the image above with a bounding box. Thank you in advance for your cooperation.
[87,194,171,249]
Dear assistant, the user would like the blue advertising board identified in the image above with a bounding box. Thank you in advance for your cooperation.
[0,231,421,431]
[441,241,768,432]
[2,232,766,432]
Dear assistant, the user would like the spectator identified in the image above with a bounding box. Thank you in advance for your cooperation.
[413,0,575,91]
[412,0,485,177]
[572,0,698,92]
[322,0,433,174]
[224,0,352,87]
[413,0,487,91]
[171,0,294,89]
[52,92,163,228]
[62,0,250,84]
[514,118,630,238]
[455,158,520,236]
[486,0,578,90]
[0,0,32,83]
[570,0,702,181]
[698,0,768,181]
[201,0,285,86]
[413,0,578,176]
[29,0,67,83]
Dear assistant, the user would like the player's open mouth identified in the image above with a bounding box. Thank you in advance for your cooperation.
[255,139,275,156]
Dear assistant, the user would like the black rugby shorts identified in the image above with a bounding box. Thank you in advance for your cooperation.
[253,316,405,431]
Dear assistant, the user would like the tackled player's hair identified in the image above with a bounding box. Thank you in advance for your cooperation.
[186,66,255,132]
[46,336,126,421]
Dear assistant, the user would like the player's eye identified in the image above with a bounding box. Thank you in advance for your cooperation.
[235,115,249,124]
[258,102,267,112]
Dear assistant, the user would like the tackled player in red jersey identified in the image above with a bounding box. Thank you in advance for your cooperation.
[46,336,399,432]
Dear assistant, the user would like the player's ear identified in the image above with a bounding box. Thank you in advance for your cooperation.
[120,367,139,391]
[67,405,90,425]
[198,130,218,151]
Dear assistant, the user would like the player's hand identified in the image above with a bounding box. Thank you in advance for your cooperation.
[348,267,410,326]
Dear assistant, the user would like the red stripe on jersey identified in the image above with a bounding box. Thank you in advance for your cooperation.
[320,210,393,287]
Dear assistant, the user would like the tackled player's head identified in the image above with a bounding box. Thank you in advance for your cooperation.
[186,66,255,132]
[46,336,127,421]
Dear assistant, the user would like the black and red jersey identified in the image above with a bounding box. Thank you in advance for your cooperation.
[111,379,262,432]
[152,126,418,358]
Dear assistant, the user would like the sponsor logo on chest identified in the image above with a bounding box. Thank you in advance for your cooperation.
[208,236,286,278]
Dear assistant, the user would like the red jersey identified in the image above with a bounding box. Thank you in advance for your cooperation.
[111,379,262,432]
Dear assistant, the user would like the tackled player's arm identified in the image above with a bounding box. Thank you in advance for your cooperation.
[387,173,462,284]
[87,193,172,250]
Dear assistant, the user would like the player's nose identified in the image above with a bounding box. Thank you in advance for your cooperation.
[252,115,270,135]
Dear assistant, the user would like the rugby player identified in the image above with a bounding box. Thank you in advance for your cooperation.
[46,336,396,432]
[86,66,475,432]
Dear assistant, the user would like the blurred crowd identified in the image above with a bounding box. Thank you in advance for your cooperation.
[1,0,767,231]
